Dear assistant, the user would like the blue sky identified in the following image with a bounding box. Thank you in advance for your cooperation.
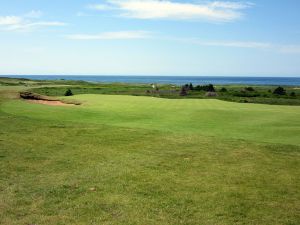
[0,0,300,76]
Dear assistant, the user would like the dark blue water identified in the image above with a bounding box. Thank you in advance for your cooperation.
[2,75,300,86]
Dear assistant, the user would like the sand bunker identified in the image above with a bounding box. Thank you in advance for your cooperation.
[27,99,74,106]
[20,91,79,106]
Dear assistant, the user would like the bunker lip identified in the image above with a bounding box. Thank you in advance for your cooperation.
[20,91,80,106]
[26,99,75,106]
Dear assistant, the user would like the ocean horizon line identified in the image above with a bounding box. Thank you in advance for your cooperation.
[2,75,300,86]
[2,75,300,78]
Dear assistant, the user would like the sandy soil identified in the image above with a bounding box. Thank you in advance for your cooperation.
[27,99,74,106]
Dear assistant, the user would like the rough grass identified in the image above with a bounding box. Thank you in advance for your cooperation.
[0,85,300,225]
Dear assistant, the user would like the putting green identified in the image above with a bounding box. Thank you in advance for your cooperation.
[2,94,300,145]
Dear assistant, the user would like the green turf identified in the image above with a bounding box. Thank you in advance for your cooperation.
[1,84,300,225]
[2,94,300,145]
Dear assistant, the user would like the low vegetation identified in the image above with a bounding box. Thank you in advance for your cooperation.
[27,79,300,105]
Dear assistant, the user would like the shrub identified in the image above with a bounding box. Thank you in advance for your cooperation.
[189,83,194,90]
[184,84,190,90]
[245,87,255,92]
[240,99,249,103]
[273,87,286,95]
[207,84,215,92]
[205,92,218,97]
[195,84,215,92]
[151,83,159,91]
[65,89,73,96]
[290,92,296,97]
[180,86,188,96]
[233,91,260,97]
[220,87,227,92]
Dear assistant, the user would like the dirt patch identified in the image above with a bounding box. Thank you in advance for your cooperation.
[27,99,75,106]
[19,91,80,106]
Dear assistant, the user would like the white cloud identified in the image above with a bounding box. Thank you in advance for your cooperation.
[6,21,66,31]
[87,4,114,11]
[89,0,253,22]
[0,12,66,32]
[0,16,23,25]
[209,1,254,9]
[66,31,151,40]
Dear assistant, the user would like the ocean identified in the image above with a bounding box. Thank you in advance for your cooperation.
[2,75,300,86]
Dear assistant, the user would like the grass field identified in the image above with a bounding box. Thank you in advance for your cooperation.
[0,80,300,225]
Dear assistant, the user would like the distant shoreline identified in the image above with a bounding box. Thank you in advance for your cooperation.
[1,75,300,86]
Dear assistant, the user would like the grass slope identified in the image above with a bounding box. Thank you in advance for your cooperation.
[2,94,300,145]
[1,86,300,225]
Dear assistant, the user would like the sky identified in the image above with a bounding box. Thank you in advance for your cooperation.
[0,0,300,76]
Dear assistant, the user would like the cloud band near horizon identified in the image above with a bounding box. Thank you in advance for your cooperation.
[88,0,254,22]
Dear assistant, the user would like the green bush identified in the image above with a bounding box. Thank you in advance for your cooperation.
[195,84,215,92]
[233,91,260,97]
[245,87,255,92]
[65,89,73,96]
[180,86,188,96]
[273,87,286,95]
[220,87,227,92]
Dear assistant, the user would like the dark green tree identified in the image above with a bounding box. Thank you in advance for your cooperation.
[65,89,73,96]
[189,83,194,90]
[184,84,190,90]
[273,87,286,95]
[207,84,215,92]
[194,84,215,92]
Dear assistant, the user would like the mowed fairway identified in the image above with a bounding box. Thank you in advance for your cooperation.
[1,90,300,224]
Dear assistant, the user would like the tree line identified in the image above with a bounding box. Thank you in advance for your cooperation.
[180,83,296,97]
